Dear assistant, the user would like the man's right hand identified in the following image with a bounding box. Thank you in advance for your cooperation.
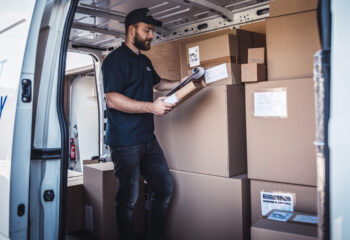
[150,97,175,115]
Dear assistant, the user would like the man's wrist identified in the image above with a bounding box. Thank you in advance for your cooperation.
[143,101,154,114]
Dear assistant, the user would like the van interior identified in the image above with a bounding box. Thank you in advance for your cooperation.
[30,0,330,239]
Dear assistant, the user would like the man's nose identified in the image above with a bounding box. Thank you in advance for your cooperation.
[148,30,154,40]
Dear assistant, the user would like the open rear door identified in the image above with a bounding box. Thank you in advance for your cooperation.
[0,0,46,239]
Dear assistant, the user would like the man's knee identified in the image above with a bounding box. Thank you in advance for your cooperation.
[156,174,174,201]
[116,178,140,208]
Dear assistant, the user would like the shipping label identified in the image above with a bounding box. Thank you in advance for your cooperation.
[254,88,287,117]
[267,210,293,222]
[292,214,319,224]
[204,63,228,84]
[260,191,294,216]
[188,46,200,67]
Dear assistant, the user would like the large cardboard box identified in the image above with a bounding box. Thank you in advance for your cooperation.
[83,162,145,240]
[246,78,317,186]
[251,218,317,240]
[269,0,318,17]
[165,170,250,240]
[66,170,84,233]
[250,180,317,225]
[155,84,247,177]
[266,11,321,80]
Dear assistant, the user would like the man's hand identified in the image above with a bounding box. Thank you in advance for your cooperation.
[150,97,175,115]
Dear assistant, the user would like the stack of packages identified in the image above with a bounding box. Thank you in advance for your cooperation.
[243,0,320,239]
[67,160,145,239]
[146,29,265,240]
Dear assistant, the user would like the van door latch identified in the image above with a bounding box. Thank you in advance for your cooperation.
[43,190,55,202]
[21,79,32,103]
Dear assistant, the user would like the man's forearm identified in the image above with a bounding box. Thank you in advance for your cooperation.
[106,92,152,113]
[155,79,180,91]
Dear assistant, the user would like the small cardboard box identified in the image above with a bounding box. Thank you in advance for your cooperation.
[165,171,250,240]
[163,80,206,106]
[251,218,317,240]
[164,62,241,106]
[248,47,266,64]
[241,63,266,83]
[269,0,318,18]
[266,10,321,80]
[250,179,317,225]
[83,162,145,240]
[246,78,317,186]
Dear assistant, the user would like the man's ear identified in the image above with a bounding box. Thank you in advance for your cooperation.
[127,25,135,37]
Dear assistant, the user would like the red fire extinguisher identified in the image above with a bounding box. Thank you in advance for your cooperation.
[70,138,76,160]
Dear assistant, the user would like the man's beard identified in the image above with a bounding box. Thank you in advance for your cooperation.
[133,32,152,51]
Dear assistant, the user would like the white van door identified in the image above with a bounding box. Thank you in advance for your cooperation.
[0,0,47,239]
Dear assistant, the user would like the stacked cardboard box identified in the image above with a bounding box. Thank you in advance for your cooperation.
[244,0,320,239]
[149,29,265,240]
[241,48,267,83]
[83,162,145,240]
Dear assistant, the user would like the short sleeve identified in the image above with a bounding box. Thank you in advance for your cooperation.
[101,54,127,93]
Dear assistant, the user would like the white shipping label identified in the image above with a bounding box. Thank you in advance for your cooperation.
[267,210,293,222]
[254,89,287,117]
[164,94,178,104]
[189,46,200,67]
[204,63,229,84]
[292,214,319,224]
[260,191,294,216]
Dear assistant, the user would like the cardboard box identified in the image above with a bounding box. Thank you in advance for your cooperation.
[240,20,266,34]
[251,218,317,240]
[66,171,84,233]
[250,180,317,225]
[165,170,250,240]
[164,80,206,106]
[82,159,99,165]
[143,40,182,81]
[187,62,241,86]
[241,63,266,83]
[155,85,247,177]
[269,0,318,18]
[83,162,145,240]
[248,48,265,64]
[246,78,317,186]
[266,10,321,80]
[187,34,239,65]
[145,29,265,84]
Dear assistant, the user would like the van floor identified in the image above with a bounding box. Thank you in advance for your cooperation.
[66,231,146,240]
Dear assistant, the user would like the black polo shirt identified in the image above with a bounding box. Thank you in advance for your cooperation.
[102,43,161,147]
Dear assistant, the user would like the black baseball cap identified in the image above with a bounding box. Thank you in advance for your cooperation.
[124,8,162,32]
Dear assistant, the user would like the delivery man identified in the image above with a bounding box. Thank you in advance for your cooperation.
[102,8,184,240]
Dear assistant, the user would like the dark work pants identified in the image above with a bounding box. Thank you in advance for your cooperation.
[111,138,174,240]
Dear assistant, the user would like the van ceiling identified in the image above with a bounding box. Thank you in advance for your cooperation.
[69,0,269,51]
